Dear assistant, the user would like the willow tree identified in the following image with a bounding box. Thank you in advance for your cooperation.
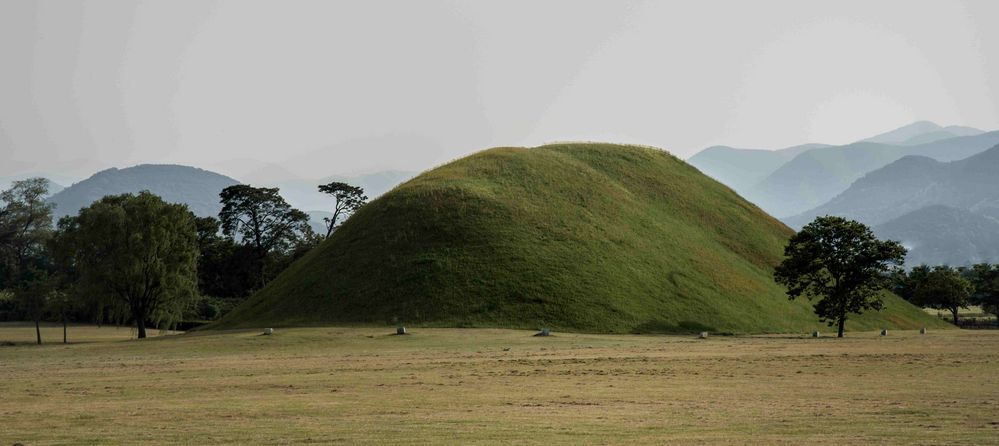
[0,178,54,344]
[775,216,906,337]
[60,192,198,338]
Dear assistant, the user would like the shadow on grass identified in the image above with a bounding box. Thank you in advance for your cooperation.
[632,319,716,334]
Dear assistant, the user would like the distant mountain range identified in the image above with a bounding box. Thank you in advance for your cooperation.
[874,205,999,267]
[41,163,414,234]
[685,144,828,192]
[688,122,999,266]
[784,145,999,228]
[17,122,999,267]
[779,144,999,266]
[688,121,997,218]
[745,131,999,218]
[47,164,241,220]
[860,121,983,145]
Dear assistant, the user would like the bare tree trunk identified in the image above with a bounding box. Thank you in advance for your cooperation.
[63,316,67,344]
[837,317,845,338]
[35,318,42,345]
[951,308,959,326]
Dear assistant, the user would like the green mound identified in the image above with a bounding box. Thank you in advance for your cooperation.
[218,144,948,333]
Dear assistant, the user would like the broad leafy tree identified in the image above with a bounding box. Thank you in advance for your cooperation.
[916,265,974,325]
[0,178,54,343]
[58,192,198,338]
[0,178,54,282]
[774,216,907,337]
[966,263,999,321]
[193,216,256,299]
[218,185,310,286]
[890,264,930,304]
[317,182,367,237]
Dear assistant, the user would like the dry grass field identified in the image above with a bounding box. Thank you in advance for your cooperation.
[2,323,998,445]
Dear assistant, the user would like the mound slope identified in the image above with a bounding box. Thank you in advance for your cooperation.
[219,144,945,333]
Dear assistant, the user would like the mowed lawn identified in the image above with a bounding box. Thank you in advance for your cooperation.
[2,324,999,445]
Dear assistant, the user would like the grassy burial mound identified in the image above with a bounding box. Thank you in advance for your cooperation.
[218,143,945,333]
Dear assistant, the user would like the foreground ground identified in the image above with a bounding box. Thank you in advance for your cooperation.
[1,324,998,445]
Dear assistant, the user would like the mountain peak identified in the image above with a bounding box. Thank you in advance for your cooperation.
[862,121,943,144]
[47,164,241,219]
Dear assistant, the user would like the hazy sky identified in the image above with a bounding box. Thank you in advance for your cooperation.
[2,0,997,182]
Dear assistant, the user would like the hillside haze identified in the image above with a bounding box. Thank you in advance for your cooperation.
[686,122,995,218]
[686,143,828,192]
[860,121,947,144]
[786,144,999,227]
[782,144,999,266]
[218,143,937,333]
[747,130,999,217]
[874,205,999,266]
[47,164,240,219]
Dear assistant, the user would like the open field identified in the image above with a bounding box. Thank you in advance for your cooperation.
[2,324,999,445]
[0,322,179,345]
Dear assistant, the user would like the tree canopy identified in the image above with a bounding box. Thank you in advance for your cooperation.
[890,264,930,304]
[317,181,367,237]
[0,178,54,286]
[193,215,258,299]
[58,191,198,338]
[0,178,54,343]
[965,264,999,318]
[774,216,907,337]
[218,185,310,285]
[915,265,974,325]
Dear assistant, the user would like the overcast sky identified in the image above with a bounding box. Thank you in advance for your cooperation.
[2,0,997,182]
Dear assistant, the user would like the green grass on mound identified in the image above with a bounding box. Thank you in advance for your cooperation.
[218,143,947,333]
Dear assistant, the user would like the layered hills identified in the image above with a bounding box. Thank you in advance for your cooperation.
[860,121,983,145]
[218,143,942,333]
[783,145,999,266]
[786,145,999,228]
[747,131,999,217]
[686,144,827,191]
[875,206,999,267]
[686,122,995,218]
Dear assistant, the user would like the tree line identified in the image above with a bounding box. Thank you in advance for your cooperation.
[891,264,999,325]
[0,178,366,343]
[774,215,998,337]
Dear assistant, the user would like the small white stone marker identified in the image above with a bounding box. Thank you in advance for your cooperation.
[919,327,926,335]
[535,328,551,337]
[699,331,709,339]
[263,328,274,335]
[396,326,407,335]
[811,331,820,338]
[880,329,888,336]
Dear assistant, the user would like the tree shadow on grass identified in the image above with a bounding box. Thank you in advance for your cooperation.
[632,319,716,334]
